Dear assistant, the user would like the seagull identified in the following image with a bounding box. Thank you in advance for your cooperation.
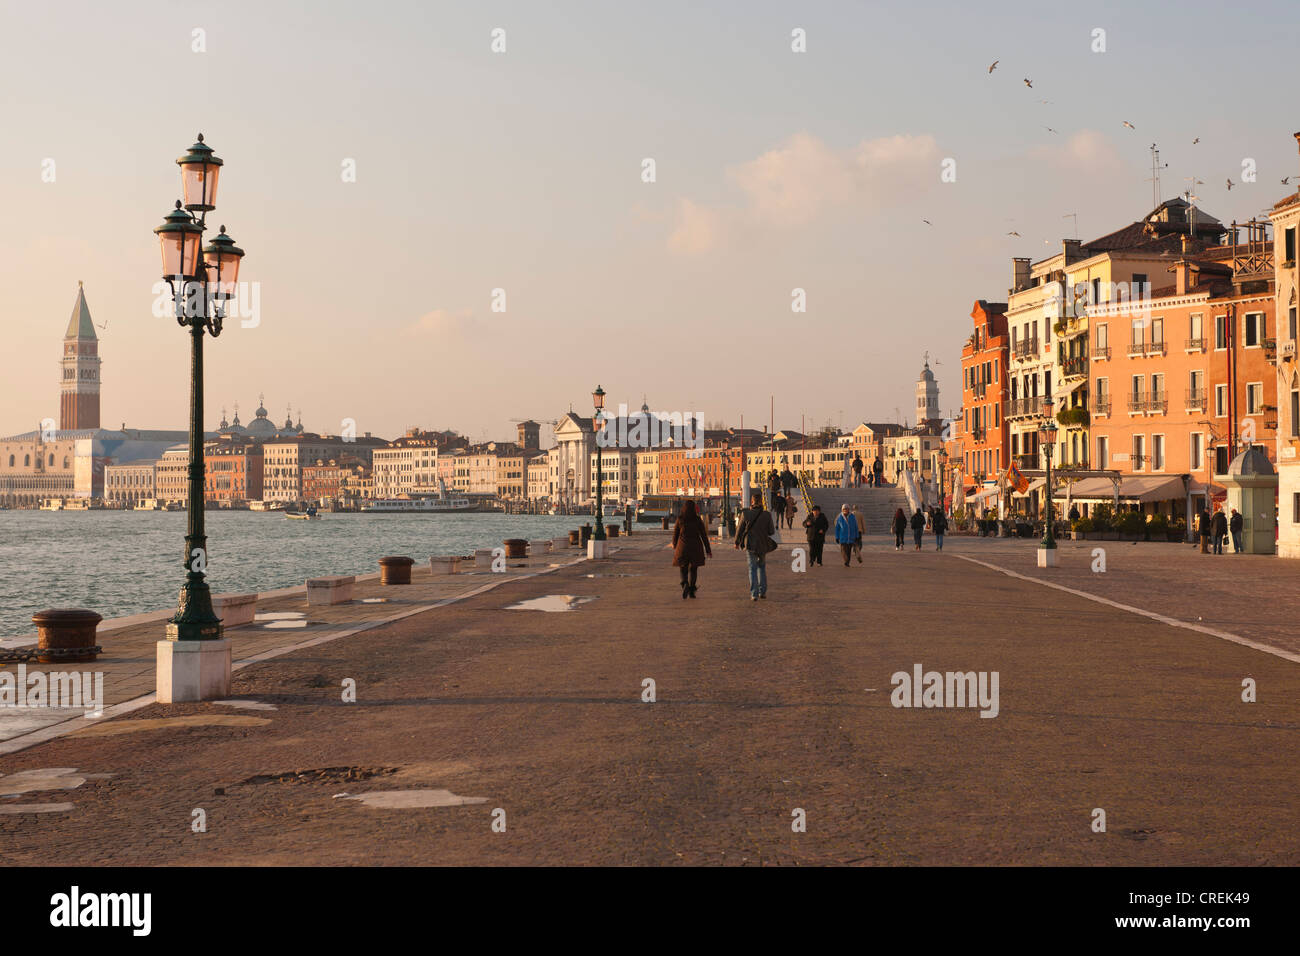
[922,219,933,226]
[1007,230,1021,237]
[1122,121,1135,130]
[1282,177,1292,185]
[95,319,108,331]
[1045,126,1059,134]
[987,60,999,74]
[1023,78,1033,88]
[1038,98,1052,105]
[1226,178,1234,191]
[1192,137,1200,144]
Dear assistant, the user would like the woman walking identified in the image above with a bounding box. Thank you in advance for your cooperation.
[891,507,907,551]
[671,500,712,599]
[932,507,948,551]
[910,509,926,550]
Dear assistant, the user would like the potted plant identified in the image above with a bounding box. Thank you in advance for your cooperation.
[1116,510,1145,539]
[1072,516,1095,539]
[1168,518,1187,542]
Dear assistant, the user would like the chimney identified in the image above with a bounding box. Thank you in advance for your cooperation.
[1063,239,1082,260]
[1175,261,1190,296]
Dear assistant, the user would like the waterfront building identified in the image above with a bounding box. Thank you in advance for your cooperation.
[526,452,551,504]
[635,449,660,497]
[103,459,156,508]
[0,432,79,507]
[494,444,527,503]
[961,301,1010,492]
[1268,137,1300,557]
[60,283,102,431]
[204,439,264,506]
[656,446,746,497]
[262,434,355,504]
[155,444,189,504]
[302,455,368,507]
[551,412,596,508]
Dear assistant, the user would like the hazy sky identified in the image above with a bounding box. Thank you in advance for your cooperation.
[4,0,1299,443]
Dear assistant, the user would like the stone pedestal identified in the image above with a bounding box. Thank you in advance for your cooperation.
[157,638,231,703]
[1036,547,1057,568]
[587,538,607,560]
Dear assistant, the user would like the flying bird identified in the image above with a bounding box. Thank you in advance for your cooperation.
[95,320,108,331]
[1226,178,1234,191]
[1023,78,1033,88]
[987,60,999,74]
[1045,126,1059,134]
[1192,137,1200,144]
[1007,231,1021,237]
[922,219,933,226]
[1282,177,1292,185]
[1122,121,1135,130]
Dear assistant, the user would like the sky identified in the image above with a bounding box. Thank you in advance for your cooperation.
[3,0,1300,445]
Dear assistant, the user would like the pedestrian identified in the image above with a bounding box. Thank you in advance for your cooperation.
[834,504,861,566]
[768,469,781,497]
[910,508,926,550]
[852,504,866,563]
[1211,508,1228,555]
[670,500,711,599]
[1229,508,1243,553]
[1197,509,1211,553]
[802,504,829,566]
[785,494,797,529]
[932,507,948,551]
[734,491,777,601]
[891,507,907,550]
[852,454,865,488]
[873,457,884,487]
[780,463,797,499]
[1068,503,1080,522]
[772,491,785,526]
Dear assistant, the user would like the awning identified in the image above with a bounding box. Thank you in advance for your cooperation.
[970,486,1000,502]
[1051,475,1187,503]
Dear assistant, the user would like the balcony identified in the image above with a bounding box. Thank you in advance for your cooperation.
[1094,397,1111,416]
[1185,389,1206,411]
[1007,396,1044,419]
[971,382,987,399]
[1062,355,1089,379]
[1185,337,1205,352]
[1128,340,1147,357]
[1093,345,1111,360]
[1014,453,1039,469]
[1012,338,1040,360]
[1127,391,1149,413]
[1148,391,1168,414]
[1148,338,1167,356]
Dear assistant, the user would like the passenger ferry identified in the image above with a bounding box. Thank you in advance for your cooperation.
[134,499,164,511]
[361,496,476,513]
[39,498,65,511]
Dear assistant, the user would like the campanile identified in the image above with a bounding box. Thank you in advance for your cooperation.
[60,282,102,430]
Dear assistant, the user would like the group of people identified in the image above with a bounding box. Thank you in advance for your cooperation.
[850,454,886,488]
[671,494,951,601]
[1197,507,1245,555]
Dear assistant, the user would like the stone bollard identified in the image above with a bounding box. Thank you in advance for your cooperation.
[32,608,102,664]
[568,530,580,546]
[581,524,592,545]
[378,555,415,585]
[503,538,528,559]
[529,539,552,560]
[661,515,669,530]
[552,536,570,551]
[474,548,495,569]
[607,524,620,538]
[429,555,460,574]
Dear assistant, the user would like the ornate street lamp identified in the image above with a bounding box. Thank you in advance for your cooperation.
[721,444,732,535]
[153,133,246,646]
[592,385,606,543]
[938,448,949,509]
[1038,397,1058,554]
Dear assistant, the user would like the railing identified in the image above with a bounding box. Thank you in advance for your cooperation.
[1185,389,1206,411]
[1094,397,1111,416]
[1185,337,1205,352]
[1093,345,1111,359]
[1063,355,1089,379]
[1012,338,1039,360]
[1007,397,1044,418]
[1128,340,1147,357]
[1014,453,1038,469]
[1127,392,1148,413]
[1148,338,1166,356]
[972,382,987,399]
[1148,391,1168,413]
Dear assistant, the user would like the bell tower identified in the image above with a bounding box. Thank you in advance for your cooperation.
[60,282,102,431]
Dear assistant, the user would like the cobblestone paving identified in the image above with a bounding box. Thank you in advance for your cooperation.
[0,531,1295,866]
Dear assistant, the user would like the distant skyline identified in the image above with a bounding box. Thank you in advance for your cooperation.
[4,0,1300,441]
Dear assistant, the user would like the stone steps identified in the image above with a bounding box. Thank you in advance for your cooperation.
[808,487,914,534]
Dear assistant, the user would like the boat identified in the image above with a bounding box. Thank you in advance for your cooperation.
[360,496,475,513]
[285,507,320,520]
[134,499,164,511]
[249,500,283,512]
[39,498,65,511]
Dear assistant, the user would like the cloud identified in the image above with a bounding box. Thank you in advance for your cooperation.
[668,132,941,253]
[1030,129,1124,174]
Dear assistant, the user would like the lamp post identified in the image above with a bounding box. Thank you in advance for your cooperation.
[938,448,949,511]
[1037,397,1058,565]
[721,445,732,535]
[152,133,246,700]
[591,386,606,549]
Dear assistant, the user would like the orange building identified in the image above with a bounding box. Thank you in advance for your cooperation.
[656,446,746,496]
[960,299,1010,492]
[302,455,370,505]
[204,440,263,505]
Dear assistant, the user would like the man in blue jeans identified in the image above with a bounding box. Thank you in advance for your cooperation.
[734,492,777,600]
[834,504,861,566]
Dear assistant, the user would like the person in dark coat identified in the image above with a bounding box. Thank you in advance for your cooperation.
[1210,508,1228,555]
[772,491,785,526]
[780,464,797,498]
[1229,508,1244,553]
[1067,504,1080,522]
[1197,509,1211,553]
[909,509,926,550]
[873,457,884,487]
[932,508,948,551]
[802,504,829,566]
[735,492,777,600]
[852,454,865,487]
[891,507,907,550]
[671,500,712,599]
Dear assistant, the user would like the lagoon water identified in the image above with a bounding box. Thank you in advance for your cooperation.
[0,510,593,639]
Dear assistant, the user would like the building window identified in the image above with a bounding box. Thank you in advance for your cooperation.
[1096,436,1108,469]
[1189,313,1203,346]
[1292,388,1300,439]
[1215,315,1228,349]
[1151,317,1164,350]
[1097,323,1108,352]
[1151,434,1165,471]
[1244,312,1263,347]
[1290,307,1298,341]
[1247,382,1263,415]
[1190,433,1203,471]
[1285,226,1296,265]
[1132,435,1145,471]
[1215,384,1228,417]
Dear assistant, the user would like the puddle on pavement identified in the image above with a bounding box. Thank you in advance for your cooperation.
[0,802,74,814]
[74,715,270,737]
[256,611,305,621]
[359,598,389,604]
[505,595,598,612]
[213,699,278,712]
[0,768,112,797]
[340,789,488,809]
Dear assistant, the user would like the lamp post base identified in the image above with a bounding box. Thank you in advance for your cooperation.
[1036,546,1058,568]
[587,539,608,560]
[156,635,231,703]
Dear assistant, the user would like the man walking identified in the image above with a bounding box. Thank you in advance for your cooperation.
[1197,509,1211,553]
[834,504,861,566]
[851,504,866,563]
[872,457,884,487]
[734,492,777,600]
[1229,508,1243,553]
[910,508,926,550]
[780,462,797,499]
[803,504,829,566]
[932,507,948,551]
[1211,507,1228,555]
[852,454,865,488]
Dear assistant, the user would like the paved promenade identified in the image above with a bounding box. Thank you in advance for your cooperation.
[1,529,1297,865]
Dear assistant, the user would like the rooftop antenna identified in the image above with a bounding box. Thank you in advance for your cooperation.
[1062,212,1078,240]
[1147,143,1168,208]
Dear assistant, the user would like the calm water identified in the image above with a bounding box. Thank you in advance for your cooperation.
[0,511,598,639]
